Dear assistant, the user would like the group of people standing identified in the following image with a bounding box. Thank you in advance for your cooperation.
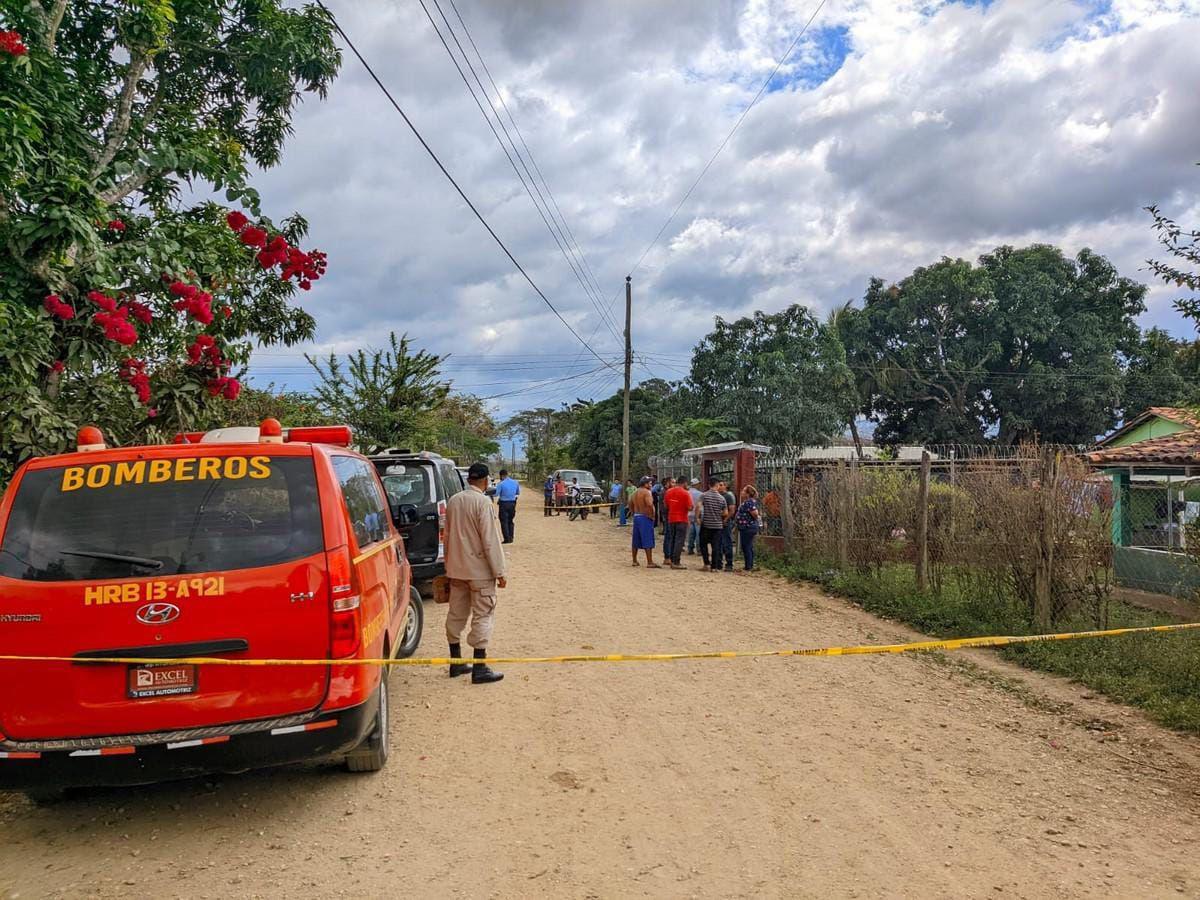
[625,473,761,573]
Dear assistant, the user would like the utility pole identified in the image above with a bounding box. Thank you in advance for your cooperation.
[621,275,632,485]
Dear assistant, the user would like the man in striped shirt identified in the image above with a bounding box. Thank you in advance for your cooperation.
[698,477,730,572]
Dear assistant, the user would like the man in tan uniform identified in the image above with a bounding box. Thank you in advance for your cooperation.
[444,462,507,684]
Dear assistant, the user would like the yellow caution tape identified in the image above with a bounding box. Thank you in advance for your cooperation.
[0,622,1196,667]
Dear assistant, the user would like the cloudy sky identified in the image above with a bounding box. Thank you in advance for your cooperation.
[248,0,1200,417]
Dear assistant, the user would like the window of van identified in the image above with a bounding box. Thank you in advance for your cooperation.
[440,464,463,498]
[380,464,434,507]
[0,456,323,582]
[332,456,390,549]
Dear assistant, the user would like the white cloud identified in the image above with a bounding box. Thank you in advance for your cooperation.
[247,0,1200,411]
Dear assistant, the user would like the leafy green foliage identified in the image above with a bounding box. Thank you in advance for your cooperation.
[306,333,451,454]
[1147,172,1200,328]
[687,304,853,455]
[1122,328,1200,416]
[0,1,340,481]
[842,245,1146,446]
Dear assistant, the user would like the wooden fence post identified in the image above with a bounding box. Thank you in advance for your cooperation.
[916,450,931,592]
[837,460,850,568]
[1033,449,1058,629]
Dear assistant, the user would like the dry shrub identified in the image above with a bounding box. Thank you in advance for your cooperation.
[778,445,1112,628]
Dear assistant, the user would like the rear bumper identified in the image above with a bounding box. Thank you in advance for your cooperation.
[0,696,376,791]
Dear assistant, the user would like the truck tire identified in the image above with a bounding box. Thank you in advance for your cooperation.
[396,586,424,659]
[345,676,389,773]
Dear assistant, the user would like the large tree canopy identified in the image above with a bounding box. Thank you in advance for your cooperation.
[687,305,853,455]
[0,1,340,479]
[844,245,1146,446]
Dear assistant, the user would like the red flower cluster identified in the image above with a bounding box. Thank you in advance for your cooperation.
[119,358,151,404]
[239,226,268,248]
[88,289,117,312]
[0,31,27,57]
[206,375,241,401]
[106,220,126,232]
[87,290,138,345]
[50,360,65,374]
[43,294,74,320]
[94,307,137,346]
[168,280,214,325]
[127,298,153,325]
[280,247,327,291]
[257,235,289,268]
[221,305,233,319]
[223,208,326,290]
[186,333,224,368]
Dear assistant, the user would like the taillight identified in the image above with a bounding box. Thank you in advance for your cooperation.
[437,499,447,562]
[327,545,362,658]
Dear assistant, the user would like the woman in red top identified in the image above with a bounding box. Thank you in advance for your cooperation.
[663,478,695,569]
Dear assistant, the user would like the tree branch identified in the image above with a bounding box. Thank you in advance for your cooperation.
[44,0,70,53]
[92,50,151,179]
[100,169,152,204]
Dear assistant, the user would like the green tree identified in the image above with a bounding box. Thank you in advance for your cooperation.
[431,394,500,463]
[686,304,853,455]
[306,333,450,454]
[854,262,998,446]
[1123,328,1200,416]
[847,245,1146,446]
[0,1,340,480]
[567,381,670,475]
[981,245,1143,444]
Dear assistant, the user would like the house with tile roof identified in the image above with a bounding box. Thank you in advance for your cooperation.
[1088,407,1200,598]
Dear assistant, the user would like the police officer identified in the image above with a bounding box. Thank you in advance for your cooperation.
[444,462,506,684]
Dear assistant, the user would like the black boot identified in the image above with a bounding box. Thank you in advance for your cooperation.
[448,643,471,678]
[471,647,503,684]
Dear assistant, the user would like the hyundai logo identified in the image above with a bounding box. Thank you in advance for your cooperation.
[135,602,180,625]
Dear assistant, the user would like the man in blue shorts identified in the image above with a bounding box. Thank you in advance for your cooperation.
[630,475,660,568]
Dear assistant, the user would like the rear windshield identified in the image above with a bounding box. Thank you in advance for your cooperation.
[377,462,434,507]
[0,455,323,582]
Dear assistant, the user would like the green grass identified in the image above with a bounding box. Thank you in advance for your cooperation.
[761,551,1200,733]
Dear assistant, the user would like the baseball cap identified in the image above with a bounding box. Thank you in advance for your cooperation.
[638,476,652,486]
[690,478,700,485]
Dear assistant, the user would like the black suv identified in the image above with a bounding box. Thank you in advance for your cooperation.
[371,450,464,587]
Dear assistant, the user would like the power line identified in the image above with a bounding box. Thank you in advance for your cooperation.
[616,0,830,292]
[417,0,624,348]
[445,0,622,342]
[313,0,618,373]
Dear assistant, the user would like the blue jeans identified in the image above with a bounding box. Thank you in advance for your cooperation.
[619,503,628,526]
[721,525,734,570]
[687,521,699,553]
[663,521,675,560]
[739,527,757,571]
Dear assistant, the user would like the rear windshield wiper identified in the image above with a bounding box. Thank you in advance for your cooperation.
[60,549,164,571]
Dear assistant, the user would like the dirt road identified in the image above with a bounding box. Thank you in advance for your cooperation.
[3,492,1199,898]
